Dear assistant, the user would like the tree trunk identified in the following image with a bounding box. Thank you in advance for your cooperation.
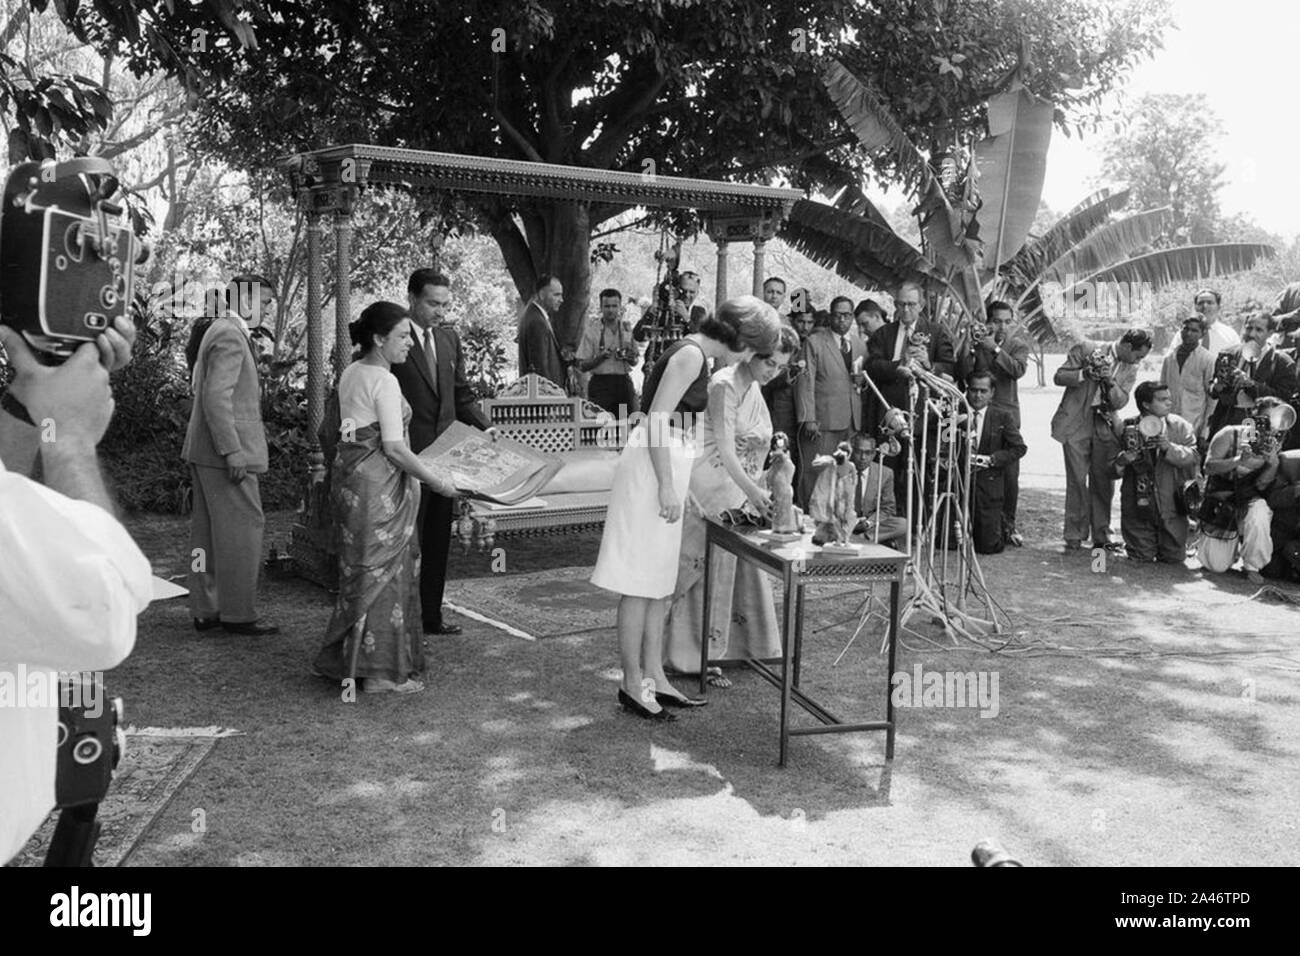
[486,200,592,351]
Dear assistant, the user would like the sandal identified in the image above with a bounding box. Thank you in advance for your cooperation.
[705,666,733,689]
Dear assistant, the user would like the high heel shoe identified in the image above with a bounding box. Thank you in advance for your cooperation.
[655,691,708,708]
[618,688,676,721]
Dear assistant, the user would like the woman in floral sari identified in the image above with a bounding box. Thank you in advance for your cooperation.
[663,325,801,684]
[314,302,460,695]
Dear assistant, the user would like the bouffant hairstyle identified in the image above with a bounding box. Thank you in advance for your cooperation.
[349,301,409,354]
[762,324,801,358]
[700,295,780,354]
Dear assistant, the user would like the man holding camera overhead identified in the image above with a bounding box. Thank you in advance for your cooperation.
[955,299,1030,546]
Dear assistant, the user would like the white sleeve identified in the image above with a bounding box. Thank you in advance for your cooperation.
[374,373,405,443]
[0,459,152,672]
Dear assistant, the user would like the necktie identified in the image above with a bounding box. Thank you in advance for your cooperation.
[973,409,984,451]
[841,335,852,374]
[857,471,866,515]
[424,328,439,389]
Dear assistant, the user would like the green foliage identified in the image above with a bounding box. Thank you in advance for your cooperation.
[459,321,511,400]
[1098,93,1227,244]
[62,0,1171,348]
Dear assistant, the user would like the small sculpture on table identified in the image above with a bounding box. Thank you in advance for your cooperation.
[809,441,859,550]
[763,431,802,539]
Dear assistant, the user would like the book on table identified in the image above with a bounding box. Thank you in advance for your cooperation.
[417,422,563,505]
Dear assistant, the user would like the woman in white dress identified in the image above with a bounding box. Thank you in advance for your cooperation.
[663,326,800,683]
[591,296,780,720]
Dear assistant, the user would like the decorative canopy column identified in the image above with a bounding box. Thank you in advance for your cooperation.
[707,208,782,310]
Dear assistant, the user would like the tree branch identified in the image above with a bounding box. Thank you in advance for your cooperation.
[585,64,669,168]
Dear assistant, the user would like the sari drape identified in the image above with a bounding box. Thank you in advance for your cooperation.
[313,421,425,683]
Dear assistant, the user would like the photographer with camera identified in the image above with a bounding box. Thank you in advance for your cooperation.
[1110,381,1199,565]
[576,288,639,417]
[1050,329,1152,553]
[1198,395,1292,583]
[0,316,152,865]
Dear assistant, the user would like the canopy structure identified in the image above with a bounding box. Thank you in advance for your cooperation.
[281,144,802,583]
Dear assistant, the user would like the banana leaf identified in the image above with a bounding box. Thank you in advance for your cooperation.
[1020,241,1276,334]
[781,198,939,291]
[998,185,1133,295]
[973,81,1054,272]
[822,59,979,275]
[1016,207,1173,317]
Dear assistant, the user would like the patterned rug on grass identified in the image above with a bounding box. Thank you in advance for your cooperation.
[444,566,867,640]
[12,727,236,867]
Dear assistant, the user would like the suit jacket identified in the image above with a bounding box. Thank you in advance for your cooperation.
[182,315,268,471]
[1050,340,1138,443]
[795,327,866,432]
[853,461,897,521]
[966,405,1027,471]
[1161,345,1215,438]
[965,404,1026,553]
[517,301,566,386]
[864,318,955,432]
[954,335,1030,421]
[391,322,491,457]
[1207,343,1297,436]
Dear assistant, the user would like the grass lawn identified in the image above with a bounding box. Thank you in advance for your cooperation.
[102,357,1300,866]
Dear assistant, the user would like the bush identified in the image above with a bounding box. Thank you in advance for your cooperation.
[101,310,310,515]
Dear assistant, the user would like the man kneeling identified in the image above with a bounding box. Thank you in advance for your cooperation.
[849,432,907,547]
[1111,381,1199,564]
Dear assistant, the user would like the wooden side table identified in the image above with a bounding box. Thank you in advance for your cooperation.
[700,519,908,766]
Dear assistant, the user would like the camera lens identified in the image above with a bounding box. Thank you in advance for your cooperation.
[72,736,103,765]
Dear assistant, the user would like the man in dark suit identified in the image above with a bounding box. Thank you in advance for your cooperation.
[182,275,279,635]
[393,269,497,636]
[955,299,1031,545]
[517,274,568,387]
[795,295,866,507]
[1207,312,1297,438]
[865,281,956,505]
[962,372,1027,554]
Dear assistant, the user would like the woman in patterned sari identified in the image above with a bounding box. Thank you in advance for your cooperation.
[314,302,461,695]
[663,325,801,683]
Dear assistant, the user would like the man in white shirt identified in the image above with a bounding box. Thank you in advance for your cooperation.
[1160,314,1216,451]
[1194,288,1241,358]
[0,317,152,865]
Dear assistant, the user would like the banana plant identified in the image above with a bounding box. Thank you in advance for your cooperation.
[783,59,1275,342]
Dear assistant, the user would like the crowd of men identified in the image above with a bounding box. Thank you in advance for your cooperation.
[522,269,1300,583]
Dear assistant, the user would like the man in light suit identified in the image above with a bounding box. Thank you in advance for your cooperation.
[393,269,497,636]
[796,295,866,507]
[182,275,279,635]
[517,274,568,387]
[1050,328,1151,552]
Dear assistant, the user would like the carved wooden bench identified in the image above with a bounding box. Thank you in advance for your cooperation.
[459,374,627,548]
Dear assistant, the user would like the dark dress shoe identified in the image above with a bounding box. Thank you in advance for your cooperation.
[618,689,676,721]
[193,617,221,632]
[423,621,462,635]
[655,691,708,708]
[221,620,281,636]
